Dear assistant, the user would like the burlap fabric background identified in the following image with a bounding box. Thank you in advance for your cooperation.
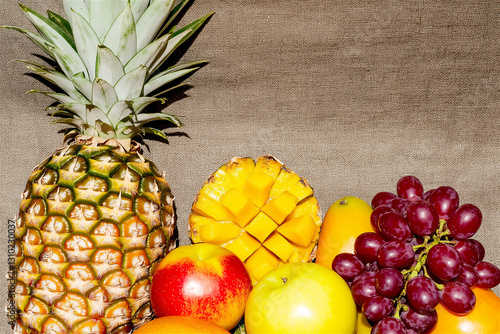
[1,0,499,332]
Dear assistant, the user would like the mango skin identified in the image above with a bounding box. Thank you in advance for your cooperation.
[315,196,374,269]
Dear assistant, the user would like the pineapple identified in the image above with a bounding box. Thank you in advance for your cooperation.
[4,1,212,333]
[188,156,322,283]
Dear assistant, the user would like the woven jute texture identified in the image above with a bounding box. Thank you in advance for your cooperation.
[0,0,499,332]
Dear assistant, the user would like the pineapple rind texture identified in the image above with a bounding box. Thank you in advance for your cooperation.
[15,141,176,334]
[188,156,322,284]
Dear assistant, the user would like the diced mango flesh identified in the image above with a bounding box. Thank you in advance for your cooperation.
[199,221,241,242]
[192,194,234,221]
[278,215,317,247]
[220,188,259,227]
[261,191,299,225]
[224,233,260,261]
[245,247,279,281]
[189,156,322,284]
[244,172,275,207]
[245,212,278,242]
[263,233,295,262]
[287,178,314,202]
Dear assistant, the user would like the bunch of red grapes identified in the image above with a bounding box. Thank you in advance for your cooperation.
[331,176,500,334]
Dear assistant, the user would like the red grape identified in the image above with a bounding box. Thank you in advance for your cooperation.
[474,261,500,288]
[377,241,415,269]
[429,186,459,220]
[331,253,365,282]
[406,276,439,313]
[427,243,462,281]
[391,197,411,217]
[457,264,479,287]
[362,296,394,322]
[351,276,378,306]
[441,281,476,315]
[447,204,482,239]
[401,306,438,333]
[454,240,480,266]
[406,200,439,236]
[375,268,404,298]
[372,191,398,208]
[423,188,435,201]
[397,175,424,201]
[378,211,412,242]
[370,205,394,233]
[469,239,485,261]
[372,317,407,334]
[354,232,385,264]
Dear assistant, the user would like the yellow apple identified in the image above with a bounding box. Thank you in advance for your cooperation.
[244,262,357,333]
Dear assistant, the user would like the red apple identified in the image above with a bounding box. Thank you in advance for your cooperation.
[151,243,252,330]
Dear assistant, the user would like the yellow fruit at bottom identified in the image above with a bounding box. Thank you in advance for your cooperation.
[189,156,322,283]
[356,312,372,333]
[426,287,500,334]
[133,316,230,334]
[316,196,373,269]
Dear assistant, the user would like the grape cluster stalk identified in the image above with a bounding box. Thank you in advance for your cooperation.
[331,176,500,334]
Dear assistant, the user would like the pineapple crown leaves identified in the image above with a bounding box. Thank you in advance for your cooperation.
[4,0,213,142]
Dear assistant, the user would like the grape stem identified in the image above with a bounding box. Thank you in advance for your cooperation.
[394,219,450,318]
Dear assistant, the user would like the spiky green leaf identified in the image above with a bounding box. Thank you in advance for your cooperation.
[156,0,192,37]
[2,26,55,58]
[114,65,148,101]
[23,61,90,104]
[130,0,150,22]
[70,10,100,81]
[85,105,111,130]
[63,0,89,24]
[71,72,93,100]
[49,44,87,78]
[144,67,199,95]
[96,46,125,86]
[143,127,169,140]
[103,3,137,64]
[134,112,182,126]
[108,101,134,125]
[131,97,163,114]
[135,0,175,50]
[47,10,73,40]
[89,0,126,40]
[92,79,118,114]
[20,4,77,51]
[124,33,171,74]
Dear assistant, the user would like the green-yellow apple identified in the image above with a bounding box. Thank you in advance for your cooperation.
[151,243,252,330]
[245,262,357,333]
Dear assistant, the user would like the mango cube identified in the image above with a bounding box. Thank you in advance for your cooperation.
[245,247,279,281]
[199,221,241,243]
[263,233,294,262]
[261,191,299,225]
[220,188,259,227]
[225,233,260,261]
[225,157,255,190]
[269,167,301,199]
[286,197,321,223]
[245,212,278,242]
[287,178,314,202]
[192,193,234,221]
[244,172,275,207]
[254,156,282,179]
[277,215,317,247]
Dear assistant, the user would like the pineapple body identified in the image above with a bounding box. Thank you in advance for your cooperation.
[188,156,322,284]
[15,138,176,334]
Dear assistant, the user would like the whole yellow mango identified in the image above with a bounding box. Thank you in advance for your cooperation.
[315,196,374,269]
